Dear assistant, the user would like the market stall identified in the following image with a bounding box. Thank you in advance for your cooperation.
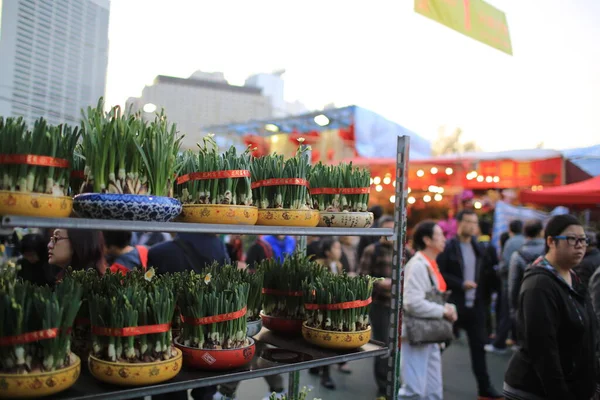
[519,175,600,207]
[0,103,410,400]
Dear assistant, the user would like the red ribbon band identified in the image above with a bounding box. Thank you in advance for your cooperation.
[304,297,372,311]
[0,327,72,346]
[0,154,69,168]
[251,178,309,190]
[91,323,171,337]
[309,187,370,195]
[181,306,247,326]
[262,288,303,297]
[176,170,250,185]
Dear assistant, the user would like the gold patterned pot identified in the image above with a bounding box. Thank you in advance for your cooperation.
[178,204,258,225]
[0,190,72,218]
[318,211,374,228]
[0,354,80,399]
[302,322,371,350]
[256,209,319,227]
[88,348,182,386]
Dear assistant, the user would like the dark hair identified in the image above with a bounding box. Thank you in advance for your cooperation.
[456,209,476,222]
[103,231,133,249]
[544,214,582,253]
[378,215,395,226]
[479,220,492,236]
[68,229,105,271]
[509,220,523,235]
[585,229,598,248]
[500,232,510,250]
[412,220,437,251]
[318,237,339,259]
[369,205,384,220]
[524,219,543,238]
[19,233,47,260]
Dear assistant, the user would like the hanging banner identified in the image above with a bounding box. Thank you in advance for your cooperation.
[415,0,512,55]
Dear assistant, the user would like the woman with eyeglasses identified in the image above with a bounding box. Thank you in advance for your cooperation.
[47,228,106,282]
[504,214,599,400]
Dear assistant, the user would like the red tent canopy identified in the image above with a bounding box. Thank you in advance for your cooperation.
[520,175,600,206]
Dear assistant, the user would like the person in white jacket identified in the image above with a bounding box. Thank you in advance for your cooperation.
[398,220,457,400]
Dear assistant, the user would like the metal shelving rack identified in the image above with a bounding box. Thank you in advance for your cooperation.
[0,136,409,400]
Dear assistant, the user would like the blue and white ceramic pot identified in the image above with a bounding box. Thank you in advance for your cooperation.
[73,193,182,222]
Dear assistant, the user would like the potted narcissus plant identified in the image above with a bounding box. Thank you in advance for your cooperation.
[301,273,378,350]
[250,138,319,227]
[0,116,80,218]
[86,269,182,386]
[260,252,327,335]
[175,134,257,225]
[174,265,255,370]
[73,98,183,222]
[0,266,83,399]
[309,162,374,228]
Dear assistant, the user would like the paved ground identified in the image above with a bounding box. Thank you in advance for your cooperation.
[235,335,512,400]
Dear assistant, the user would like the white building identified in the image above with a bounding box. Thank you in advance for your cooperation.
[126,71,273,150]
[245,70,286,118]
[0,0,110,127]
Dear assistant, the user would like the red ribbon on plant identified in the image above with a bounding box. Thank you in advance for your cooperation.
[309,187,370,195]
[251,178,309,190]
[181,306,247,326]
[0,154,70,168]
[91,323,171,337]
[262,288,303,297]
[304,297,372,311]
[176,169,251,185]
[0,327,72,346]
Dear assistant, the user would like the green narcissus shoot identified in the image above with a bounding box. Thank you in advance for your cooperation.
[260,251,327,319]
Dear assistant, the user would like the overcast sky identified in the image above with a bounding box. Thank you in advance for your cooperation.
[104,0,600,152]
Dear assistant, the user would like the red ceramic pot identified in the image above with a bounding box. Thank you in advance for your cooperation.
[174,338,255,370]
[260,311,304,335]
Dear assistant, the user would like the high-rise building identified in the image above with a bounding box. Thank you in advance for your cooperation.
[245,70,286,117]
[126,71,273,150]
[0,0,110,127]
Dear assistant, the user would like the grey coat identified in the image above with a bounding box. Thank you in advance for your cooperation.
[508,238,545,314]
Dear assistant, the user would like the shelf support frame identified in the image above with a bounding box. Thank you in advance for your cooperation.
[386,135,410,399]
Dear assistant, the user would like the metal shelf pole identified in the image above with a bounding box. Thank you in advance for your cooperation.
[386,136,410,399]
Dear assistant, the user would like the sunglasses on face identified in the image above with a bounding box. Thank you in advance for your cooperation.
[553,235,590,247]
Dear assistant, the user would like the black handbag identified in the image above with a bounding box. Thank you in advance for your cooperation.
[403,271,454,345]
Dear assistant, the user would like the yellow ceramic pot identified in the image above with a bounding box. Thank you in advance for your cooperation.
[256,209,319,227]
[88,348,182,386]
[302,323,371,350]
[0,355,80,399]
[318,211,374,228]
[0,190,72,218]
[179,204,258,225]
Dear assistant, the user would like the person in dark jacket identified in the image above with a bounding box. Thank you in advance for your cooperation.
[148,233,229,400]
[17,233,55,286]
[103,230,149,274]
[504,214,599,400]
[356,205,384,260]
[507,219,545,320]
[437,209,503,400]
[573,229,600,290]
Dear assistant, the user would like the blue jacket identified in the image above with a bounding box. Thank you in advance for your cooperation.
[262,235,296,263]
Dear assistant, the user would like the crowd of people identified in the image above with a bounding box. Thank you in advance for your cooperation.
[2,204,600,400]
